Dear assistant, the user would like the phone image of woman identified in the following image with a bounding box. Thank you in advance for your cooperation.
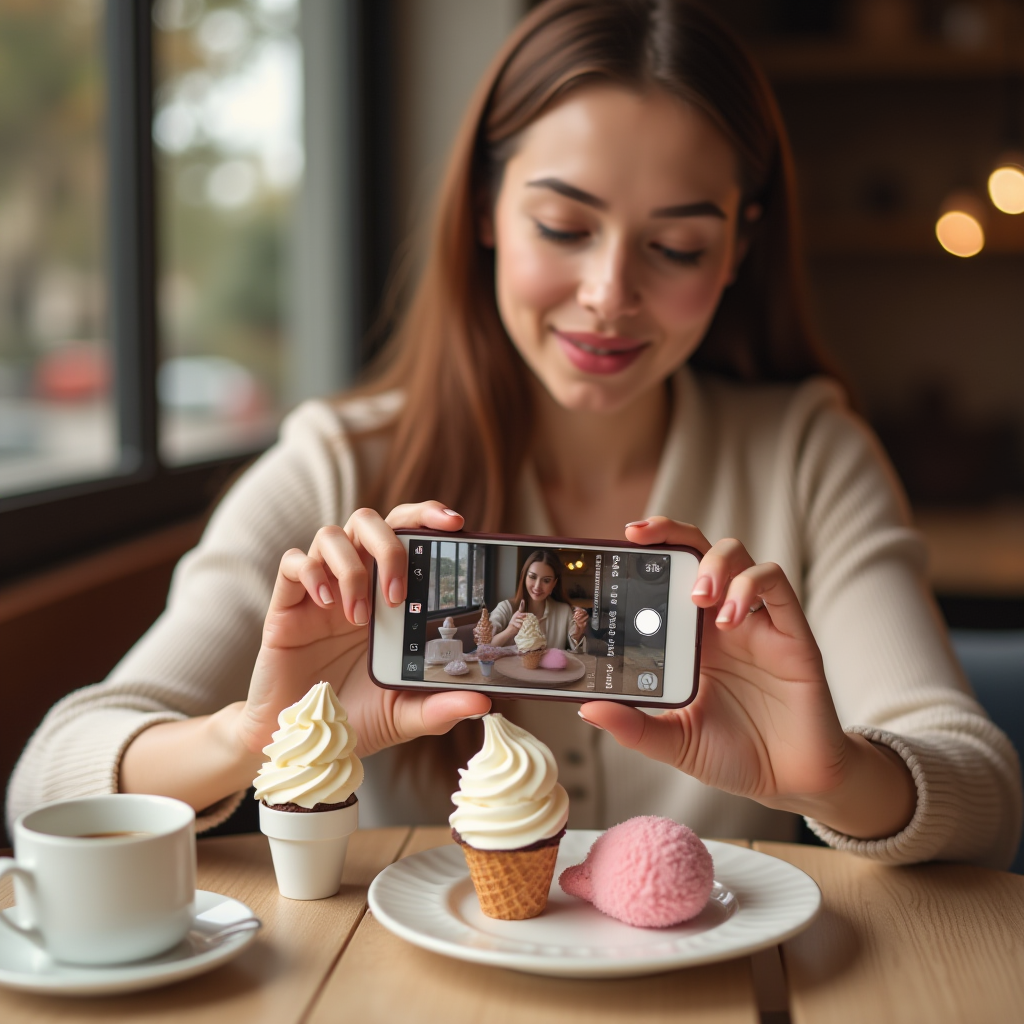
[488,549,588,653]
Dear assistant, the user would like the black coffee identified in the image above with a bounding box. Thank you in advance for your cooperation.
[75,831,153,839]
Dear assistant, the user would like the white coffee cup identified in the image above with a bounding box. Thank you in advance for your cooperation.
[0,794,196,965]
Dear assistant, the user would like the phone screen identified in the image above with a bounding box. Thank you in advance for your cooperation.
[400,540,672,698]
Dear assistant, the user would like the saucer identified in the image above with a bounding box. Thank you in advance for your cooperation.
[0,890,259,996]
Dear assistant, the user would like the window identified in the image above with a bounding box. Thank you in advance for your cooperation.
[153,0,301,465]
[428,541,490,616]
[0,1,114,499]
[0,1,385,582]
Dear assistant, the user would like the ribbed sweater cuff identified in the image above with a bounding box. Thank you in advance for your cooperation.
[805,725,1012,867]
[12,710,247,836]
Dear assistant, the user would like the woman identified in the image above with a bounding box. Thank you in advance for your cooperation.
[9,0,1020,865]
[488,549,588,650]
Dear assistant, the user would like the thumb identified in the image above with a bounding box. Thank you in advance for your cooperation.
[392,690,491,741]
[578,702,687,769]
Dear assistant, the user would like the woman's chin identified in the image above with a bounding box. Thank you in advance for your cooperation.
[540,374,655,416]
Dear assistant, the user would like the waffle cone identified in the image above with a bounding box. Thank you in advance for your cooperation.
[461,842,560,920]
[519,648,545,670]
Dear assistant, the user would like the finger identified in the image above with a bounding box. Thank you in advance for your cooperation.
[715,561,814,641]
[272,548,336,611]
[624,516,711,554]
[308,526,371,625]
[519,600,526,611]
[393,689,492,740]
[578,702,687,769]
[385,500,464,532]
[343,508,409,608]
[691,537,755,608]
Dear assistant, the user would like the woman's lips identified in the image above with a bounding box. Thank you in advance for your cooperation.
[554,330,649,375]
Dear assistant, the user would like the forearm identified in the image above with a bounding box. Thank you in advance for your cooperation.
[777,734,916,840]
[119,702,262,813]
[492,624,517,646]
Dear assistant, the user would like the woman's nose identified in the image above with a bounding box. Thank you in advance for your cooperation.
[577,236,641,323]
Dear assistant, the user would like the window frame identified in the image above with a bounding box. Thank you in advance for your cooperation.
[0,1,393,583]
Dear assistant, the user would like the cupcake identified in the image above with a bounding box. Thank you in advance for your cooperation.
[514,613,546,669]
[254,682,363,900]
[449,713,569,920]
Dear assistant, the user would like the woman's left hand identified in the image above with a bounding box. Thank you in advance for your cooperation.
[579,517,916,840]
[570,606,588,641]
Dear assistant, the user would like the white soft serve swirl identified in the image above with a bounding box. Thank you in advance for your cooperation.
[254,682,364,808]
[449,713,569,850]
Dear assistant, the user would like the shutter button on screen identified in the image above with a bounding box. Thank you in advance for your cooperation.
[634,608,662,636]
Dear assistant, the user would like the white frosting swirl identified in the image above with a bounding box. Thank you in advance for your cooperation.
[253,682,363,808]
[515,613,546,653]
[449,713,569,850]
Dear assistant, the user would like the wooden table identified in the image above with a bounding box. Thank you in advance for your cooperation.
[1,828,1022,1023]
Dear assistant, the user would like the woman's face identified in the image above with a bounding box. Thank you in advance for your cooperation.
[525,561,557,603]
[489,85,745,414]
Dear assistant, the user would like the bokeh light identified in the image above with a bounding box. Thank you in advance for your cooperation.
[988,165,1024,214]
[935,210,985,257]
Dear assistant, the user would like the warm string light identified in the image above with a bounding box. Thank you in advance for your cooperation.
[988,164,1024,215]
[935,191,986,257]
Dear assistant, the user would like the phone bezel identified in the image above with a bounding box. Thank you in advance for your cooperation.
[368,530,703,709]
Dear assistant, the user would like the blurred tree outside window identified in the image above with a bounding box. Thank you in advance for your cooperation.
[0,0,114,498]
[153,0,301,465]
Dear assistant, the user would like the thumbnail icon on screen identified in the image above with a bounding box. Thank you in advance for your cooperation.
[409,602,422,613]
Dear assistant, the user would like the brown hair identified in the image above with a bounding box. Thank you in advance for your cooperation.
[374,0,833,788]
[511,550,570,610]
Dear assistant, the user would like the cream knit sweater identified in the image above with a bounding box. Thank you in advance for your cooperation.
[8,369,1021,868]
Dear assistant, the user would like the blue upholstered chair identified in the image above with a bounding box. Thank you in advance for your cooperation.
[951,630,1024,874]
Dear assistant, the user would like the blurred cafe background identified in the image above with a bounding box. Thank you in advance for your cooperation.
[0,0,1021,852]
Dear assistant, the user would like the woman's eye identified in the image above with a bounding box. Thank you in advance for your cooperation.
[652,242,705,266]
[534,220,588,244]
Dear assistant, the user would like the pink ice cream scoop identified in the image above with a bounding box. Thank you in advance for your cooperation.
[559,816,714,927]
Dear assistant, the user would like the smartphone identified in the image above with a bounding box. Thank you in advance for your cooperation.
[369,530,703,708]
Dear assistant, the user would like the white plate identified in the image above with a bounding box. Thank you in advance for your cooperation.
[369,831,820,978]
[0,890,259,996]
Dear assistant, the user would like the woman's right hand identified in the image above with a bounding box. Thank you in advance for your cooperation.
[508,601,528,632]
[238,501,490,759]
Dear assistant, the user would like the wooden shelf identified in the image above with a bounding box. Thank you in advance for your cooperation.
[753,39,1024,82]
[916,503,1024,596]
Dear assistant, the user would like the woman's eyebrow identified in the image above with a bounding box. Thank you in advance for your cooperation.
[527,177,607,209]
[651,200,726,219]
[525,179,725,220]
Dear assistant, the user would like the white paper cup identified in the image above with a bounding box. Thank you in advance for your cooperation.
[259,799,358,900]
[0,794,196,965]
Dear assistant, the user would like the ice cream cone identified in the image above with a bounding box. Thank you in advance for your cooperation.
[520,648,545,670]
[461,841,560,920]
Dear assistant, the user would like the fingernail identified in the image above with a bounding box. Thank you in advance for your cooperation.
[716,601,736,625]
[318,584,334,606]
[388,578,403,604]
[625,520,648,528]
[353,599,369,625]
[467,713,488,720]
[442,508,461,517]
[692,576,712,598]
[578,709,603,729]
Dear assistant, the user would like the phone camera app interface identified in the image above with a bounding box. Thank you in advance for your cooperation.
[402,542,671,696]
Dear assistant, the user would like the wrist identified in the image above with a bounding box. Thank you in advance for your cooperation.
[782,733,916,840]
[211,702,264,784]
